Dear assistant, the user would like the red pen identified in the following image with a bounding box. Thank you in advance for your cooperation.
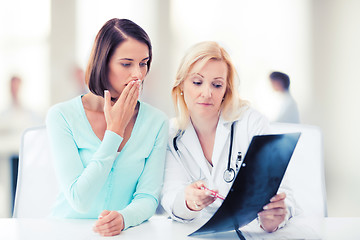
[201,186,225,200]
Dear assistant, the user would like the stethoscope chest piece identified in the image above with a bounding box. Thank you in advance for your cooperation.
[223,168,235,183]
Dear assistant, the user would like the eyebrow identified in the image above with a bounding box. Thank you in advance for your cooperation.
[192,73,225,81]
[192,73,204,78]
[119,57,149,61]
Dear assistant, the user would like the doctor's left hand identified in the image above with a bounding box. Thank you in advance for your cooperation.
[257,192,287,232]
[93,210,124,236]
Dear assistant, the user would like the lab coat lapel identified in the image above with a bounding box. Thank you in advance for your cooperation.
[212,118,232,182]
[181,123,212,180]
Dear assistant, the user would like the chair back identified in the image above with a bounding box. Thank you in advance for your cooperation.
[270,122,327,217]
[13,126,58,218]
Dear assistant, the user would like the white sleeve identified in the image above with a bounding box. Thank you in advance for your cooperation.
[160,144,200,222]
[276,170,301,228]
[246,108,271,137]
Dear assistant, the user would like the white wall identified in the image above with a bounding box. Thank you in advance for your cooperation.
[0,0,50,116]
[169,0,312,120]
[1,0,359,218]
[312,0,360,216]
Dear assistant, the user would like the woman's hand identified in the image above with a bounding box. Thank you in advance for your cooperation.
[93,210,125,236]
[258,192,287,232]
[184,181,217,211]
[104,80,140,137]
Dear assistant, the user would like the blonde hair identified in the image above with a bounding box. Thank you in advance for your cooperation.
[172,41,248,130]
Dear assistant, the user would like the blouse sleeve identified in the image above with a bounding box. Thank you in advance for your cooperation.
[118,119,168,230]
[46,106,123,213]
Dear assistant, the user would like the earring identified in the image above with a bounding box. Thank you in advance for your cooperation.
[180,91,183,96]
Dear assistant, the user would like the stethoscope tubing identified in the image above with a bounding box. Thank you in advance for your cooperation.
[173,122,237,183]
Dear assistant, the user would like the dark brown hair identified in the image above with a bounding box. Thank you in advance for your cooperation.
[85,18,152,97]
[270,71,290,90]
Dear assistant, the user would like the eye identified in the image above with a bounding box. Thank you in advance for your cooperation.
[121,63,131,67]
[213,83,223,88]
[140,62,147,67]
[191,77,202,85]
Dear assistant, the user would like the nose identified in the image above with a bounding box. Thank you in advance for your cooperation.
[132,66,143,80]
[201,85,212,98]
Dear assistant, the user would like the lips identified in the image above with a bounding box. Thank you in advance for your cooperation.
[198,102,213,106]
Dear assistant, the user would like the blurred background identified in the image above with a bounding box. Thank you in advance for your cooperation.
[0,0,359,218]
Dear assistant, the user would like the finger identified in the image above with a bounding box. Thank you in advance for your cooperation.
[258,208,287,217]
[116,80,136,106]
[263,200,286,210]
[94,214,122,234]
[192,188,209,199]
[103,90,111,113]
[94,219,116,232]
[194,180,206,189]
[95,211,118,226]
[95,219,121,233]
[113,81,138,113]
[127,86,139,110]
[129,81,140,104]
[101,230,121,236]
[200,196,217,207]
[123,81,140,106]
[99,209,111,216]
[270,192,286,202]
[258,212,275,221]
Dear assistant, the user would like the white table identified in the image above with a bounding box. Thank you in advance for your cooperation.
[0,216,359,240]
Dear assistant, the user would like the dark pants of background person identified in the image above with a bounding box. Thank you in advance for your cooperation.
[10,155,19,214]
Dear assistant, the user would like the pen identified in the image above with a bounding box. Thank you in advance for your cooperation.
[201,186,225,200]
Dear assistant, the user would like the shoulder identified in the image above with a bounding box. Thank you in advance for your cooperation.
[234,106,270,135]
[140,101,168,122]
[138,102,169,135]
[233,106,267,122]
[168,118,179,138]
[46,96,82,125]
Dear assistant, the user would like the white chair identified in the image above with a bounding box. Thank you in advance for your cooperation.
[270,122,327,217]
[13,126,58,218]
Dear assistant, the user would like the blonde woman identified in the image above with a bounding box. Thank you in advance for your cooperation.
[160,41,296,232]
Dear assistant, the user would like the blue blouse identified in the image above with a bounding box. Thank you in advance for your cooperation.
[46,96,168,229]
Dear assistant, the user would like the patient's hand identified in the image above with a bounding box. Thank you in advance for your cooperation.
[93,210,124,236]
[258,192,287,232]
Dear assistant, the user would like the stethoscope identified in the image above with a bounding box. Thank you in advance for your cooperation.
[173,122,241,183]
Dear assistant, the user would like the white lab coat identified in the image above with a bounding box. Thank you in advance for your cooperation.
[160,106,296,224]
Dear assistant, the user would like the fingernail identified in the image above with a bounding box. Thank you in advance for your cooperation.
[205,191,212,196]
[263,205,268,210]
[98,215,103,219]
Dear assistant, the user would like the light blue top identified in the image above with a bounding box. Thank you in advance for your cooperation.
[46,96,168,230]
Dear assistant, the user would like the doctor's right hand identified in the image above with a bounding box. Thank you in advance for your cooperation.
[185,181,217,211]
[104,80,140,137]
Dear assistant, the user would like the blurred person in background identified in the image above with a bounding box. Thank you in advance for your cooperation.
[268,71,300,123]
[46,18,168,236]
[73,65,88,95]
[160,41,296,233]
[0,75,43,211]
